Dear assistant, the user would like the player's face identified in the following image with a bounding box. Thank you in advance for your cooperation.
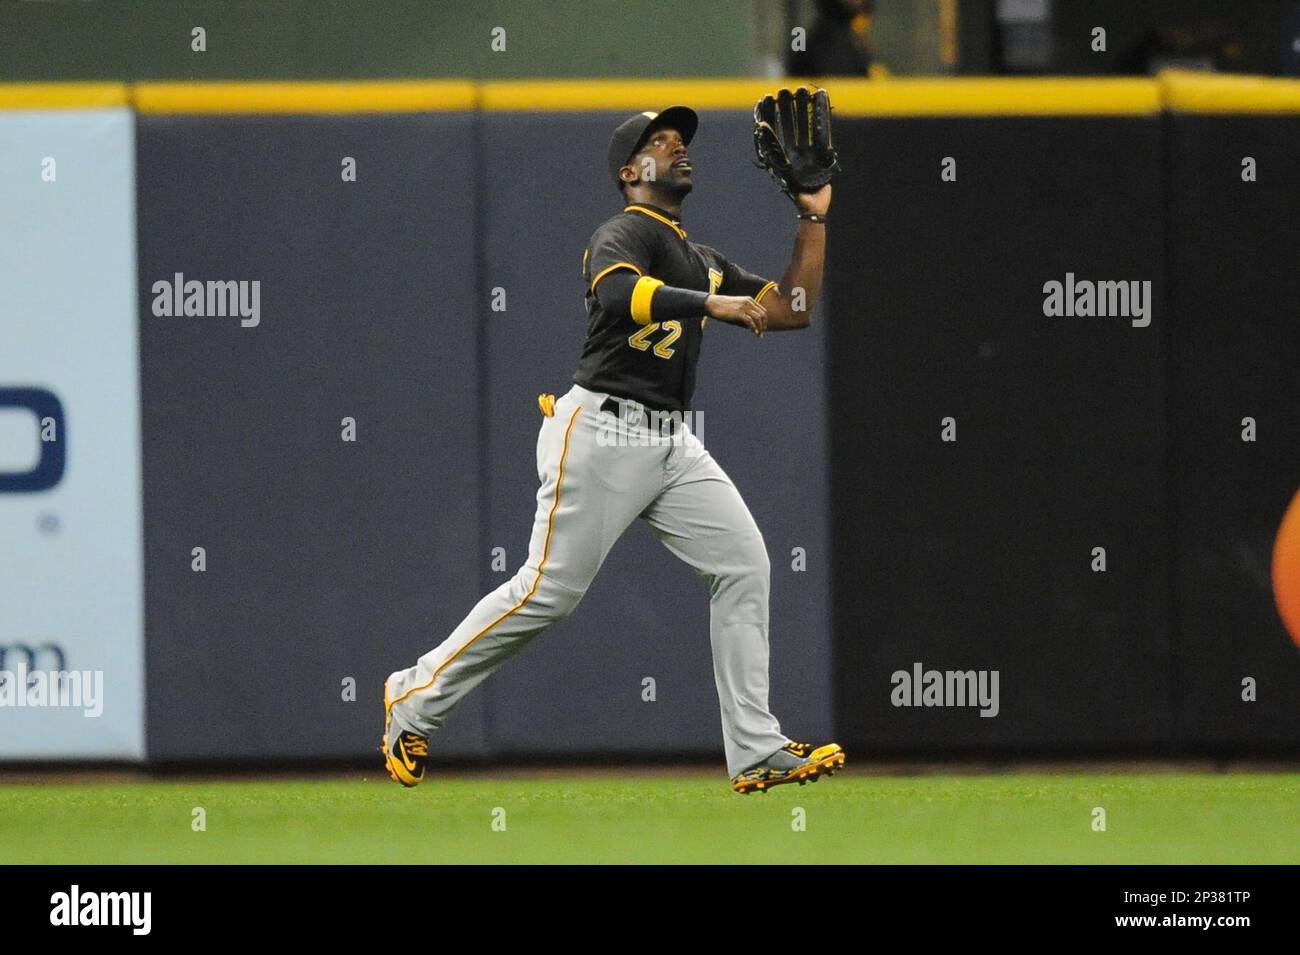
[630,126,693,196]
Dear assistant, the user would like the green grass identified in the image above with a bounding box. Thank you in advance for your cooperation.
[1,772,1296,864]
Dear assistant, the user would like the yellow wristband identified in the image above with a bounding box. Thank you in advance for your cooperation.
[630,275,664,325]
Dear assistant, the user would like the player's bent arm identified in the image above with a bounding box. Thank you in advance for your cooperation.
[761,184,831,331]
[597,270,765,337]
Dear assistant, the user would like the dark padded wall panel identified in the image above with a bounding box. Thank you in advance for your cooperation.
[830,117,1174,752]
[139,114,486,759]
[1165,114,1300,748]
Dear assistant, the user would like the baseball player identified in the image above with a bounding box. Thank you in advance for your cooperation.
[384,90,844,794]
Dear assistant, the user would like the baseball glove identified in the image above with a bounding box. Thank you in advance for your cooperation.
[752,86,839,201]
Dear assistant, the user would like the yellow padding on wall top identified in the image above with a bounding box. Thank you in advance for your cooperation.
[483,77,1160,115]
[134,80,478,114]
[831,77,1161,115]
[2,74,1295,116]
[1161,70,1300,114]
[0,83,129,109]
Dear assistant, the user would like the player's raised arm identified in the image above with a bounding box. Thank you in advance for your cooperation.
[748,86,839,331]
[757,183,830,331]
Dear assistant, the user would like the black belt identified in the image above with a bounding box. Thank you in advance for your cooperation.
[599,396,685,434]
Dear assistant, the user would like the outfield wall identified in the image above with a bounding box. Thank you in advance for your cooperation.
[0,75,1296,761]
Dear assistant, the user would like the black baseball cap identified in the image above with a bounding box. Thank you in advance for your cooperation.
[606,106,699,184]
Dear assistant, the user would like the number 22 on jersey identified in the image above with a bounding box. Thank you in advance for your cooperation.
[627,268,722,359]
[628,321,681,359]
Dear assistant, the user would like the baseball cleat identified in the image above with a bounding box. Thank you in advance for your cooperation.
[731,741,846,794]
[382,682,428,787]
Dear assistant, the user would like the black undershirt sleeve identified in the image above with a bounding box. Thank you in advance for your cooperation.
[595,271,711,322]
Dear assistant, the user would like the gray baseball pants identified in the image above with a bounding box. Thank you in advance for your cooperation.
[385,383,791,777]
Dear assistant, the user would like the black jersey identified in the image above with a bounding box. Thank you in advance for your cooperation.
[573,203,776,412]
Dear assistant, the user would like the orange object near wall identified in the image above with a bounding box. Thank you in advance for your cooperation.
[1273,487,1300,648]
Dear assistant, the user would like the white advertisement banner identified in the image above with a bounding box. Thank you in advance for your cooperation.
[0,108,143,758]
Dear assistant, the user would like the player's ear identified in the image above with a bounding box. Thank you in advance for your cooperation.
[619,165,638,188]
